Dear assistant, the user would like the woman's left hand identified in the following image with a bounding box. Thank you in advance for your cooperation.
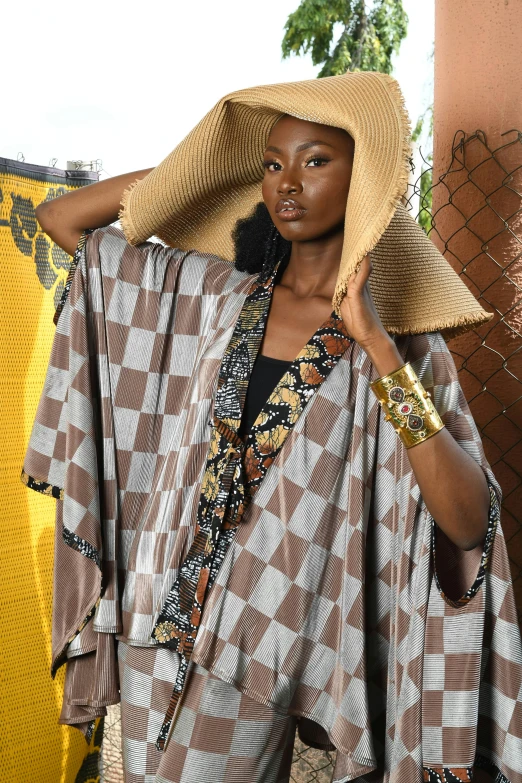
[339,253,410,380]
[339,253,390,352]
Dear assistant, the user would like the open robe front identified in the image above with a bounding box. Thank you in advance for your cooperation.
[21,225,522,783]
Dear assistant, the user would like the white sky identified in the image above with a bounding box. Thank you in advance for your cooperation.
[1,0,434,178]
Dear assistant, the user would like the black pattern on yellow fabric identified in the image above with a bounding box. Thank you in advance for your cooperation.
[73,715,104,783]
[151,256,354,750]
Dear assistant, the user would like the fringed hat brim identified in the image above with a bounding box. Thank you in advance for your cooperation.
[119,72,492,338]
[368,203,493,338]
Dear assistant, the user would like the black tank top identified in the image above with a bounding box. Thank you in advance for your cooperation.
[237,353,292,440]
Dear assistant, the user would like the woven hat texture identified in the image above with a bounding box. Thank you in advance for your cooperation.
[118,71,492,338]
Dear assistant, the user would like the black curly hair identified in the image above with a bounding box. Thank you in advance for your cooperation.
[232,201,292,281]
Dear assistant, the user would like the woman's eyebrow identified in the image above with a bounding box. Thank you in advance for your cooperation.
[295,140,334,152]
[264,140,335,155]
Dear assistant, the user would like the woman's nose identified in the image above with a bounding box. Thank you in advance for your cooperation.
[277,179,302,195]
[277,166,302,195]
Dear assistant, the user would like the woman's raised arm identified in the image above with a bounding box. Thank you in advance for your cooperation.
[35,168,154,256]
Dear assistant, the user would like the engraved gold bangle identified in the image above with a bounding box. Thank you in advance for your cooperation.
[370,362,445,449]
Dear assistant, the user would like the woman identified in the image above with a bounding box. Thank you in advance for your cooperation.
[22,73,521,783]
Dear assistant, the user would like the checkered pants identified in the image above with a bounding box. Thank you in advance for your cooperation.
[117,641,298,782]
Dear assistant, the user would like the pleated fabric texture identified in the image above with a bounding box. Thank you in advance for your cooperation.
[118,72,492,338]
[117,641,298,783]
[20,226,522,783]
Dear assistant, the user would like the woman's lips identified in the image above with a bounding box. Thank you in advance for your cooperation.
[275,198,307,222]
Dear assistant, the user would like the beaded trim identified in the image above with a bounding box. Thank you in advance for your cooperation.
[423,764,473,782]
[422,754,512,782]
[431,483,501,608]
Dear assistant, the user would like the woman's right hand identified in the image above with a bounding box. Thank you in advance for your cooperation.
[35,167,154,256]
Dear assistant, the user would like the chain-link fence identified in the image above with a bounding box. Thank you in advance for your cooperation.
[404,128,522,622]
[97,129,522,782]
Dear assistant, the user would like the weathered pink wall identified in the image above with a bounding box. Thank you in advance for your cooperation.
[435,0,522,134]
[433,0,522,613]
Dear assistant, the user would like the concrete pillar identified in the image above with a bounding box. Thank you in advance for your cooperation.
[433,0,522,611]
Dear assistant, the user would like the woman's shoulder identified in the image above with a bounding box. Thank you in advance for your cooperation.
[87,224,257,297]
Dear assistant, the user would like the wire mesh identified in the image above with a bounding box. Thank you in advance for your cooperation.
[290,738,337,782]
[99,129,522,780]
[99,707,124,782]
[403,128,522,623]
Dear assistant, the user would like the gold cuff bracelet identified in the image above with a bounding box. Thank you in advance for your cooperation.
[370,362,445,449]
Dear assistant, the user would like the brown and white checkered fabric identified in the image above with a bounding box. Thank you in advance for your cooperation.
[117,640,297,783]
[21,225,522,782]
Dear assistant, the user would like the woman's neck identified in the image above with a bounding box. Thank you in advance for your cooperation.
[281,230,344,301]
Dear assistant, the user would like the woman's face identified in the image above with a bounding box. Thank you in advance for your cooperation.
[261,115,355,243]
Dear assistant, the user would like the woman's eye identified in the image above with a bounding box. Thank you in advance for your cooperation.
[263,160,282,172]
[306,157,329,167]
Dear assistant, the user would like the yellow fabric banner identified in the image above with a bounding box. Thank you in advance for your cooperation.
[0,159,100,782]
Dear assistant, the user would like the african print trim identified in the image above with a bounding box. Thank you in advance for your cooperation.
[423,764,472,782]
[20,468,63,500]
[20,470,101,567]
[474,753,511,783]
[151,256,353,750]
[62,528,101,568]
[431,483,501,608]
[53,227,95,326]
[52,597,101,676]
[422,753,512,783]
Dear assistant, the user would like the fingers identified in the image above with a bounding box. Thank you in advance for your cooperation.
[348,254,372,289]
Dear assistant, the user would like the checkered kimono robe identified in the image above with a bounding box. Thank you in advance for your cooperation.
[21,225,522,783]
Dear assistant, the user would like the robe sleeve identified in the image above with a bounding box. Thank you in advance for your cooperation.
[406,330,502,606]
[20,225,188,739]
[407,332,522,783]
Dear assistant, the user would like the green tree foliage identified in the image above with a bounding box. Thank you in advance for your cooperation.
[410,43,434,235]
[282,1,435,234]
[282,0,408,77]
[411,103,434,234]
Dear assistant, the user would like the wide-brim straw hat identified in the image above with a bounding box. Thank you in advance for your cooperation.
[119,71,492,339]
